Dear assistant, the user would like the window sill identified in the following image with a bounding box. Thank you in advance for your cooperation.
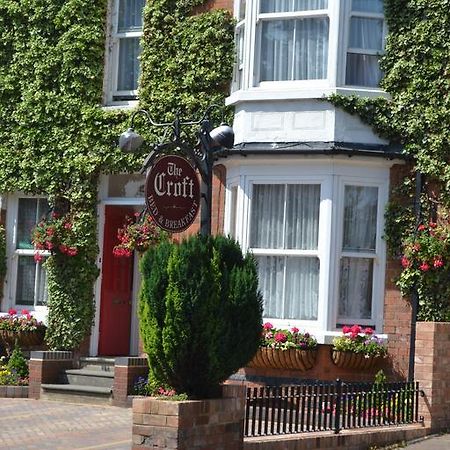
[102,100,139,110]
[226,86,389,106]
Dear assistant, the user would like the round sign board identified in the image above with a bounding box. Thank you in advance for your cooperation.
[145,155,200,233]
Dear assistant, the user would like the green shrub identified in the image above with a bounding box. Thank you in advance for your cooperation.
[7,345,28,379]
[139,234,263,399]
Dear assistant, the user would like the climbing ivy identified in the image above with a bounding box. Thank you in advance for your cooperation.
[329,0,450,320]
[0,0,234,349]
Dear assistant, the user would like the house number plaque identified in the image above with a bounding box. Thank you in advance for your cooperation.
[145,155,200,232]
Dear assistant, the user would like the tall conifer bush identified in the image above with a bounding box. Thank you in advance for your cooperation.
[139,235,263,399]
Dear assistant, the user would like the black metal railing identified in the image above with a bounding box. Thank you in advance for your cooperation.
[244,380,424,437]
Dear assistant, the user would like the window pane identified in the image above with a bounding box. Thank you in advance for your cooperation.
[36,260,48,306]
[352,0,383,14]
[17,198,48,250]
[117,38,141,90]
[16,256,36,305]
[346,53,382,87]
[238,0,246,20]
[257,255,285,318]
[285,184,320,250]
[250,185,285,249]
[339,257,373,319]
[343,186,378,252]
[118,0,145,32]
[349,18,383,51]
[260,18,329,81]
[261,0,328,13]
[257,255,319,320]
[285,257,319,320]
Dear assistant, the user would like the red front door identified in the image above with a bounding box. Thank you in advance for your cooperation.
[98,205,135,356]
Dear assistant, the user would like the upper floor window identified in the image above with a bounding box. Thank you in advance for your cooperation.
[258,0,329,82]
[108,0,145,103]
[231,0,385,95]
[345,0,385,87]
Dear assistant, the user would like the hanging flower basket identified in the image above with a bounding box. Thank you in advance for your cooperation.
[248,347,317,371]
[331,350,383,370]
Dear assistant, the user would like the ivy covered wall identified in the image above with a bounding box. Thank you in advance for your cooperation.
[329,0,450,320]
[0,0,234,349]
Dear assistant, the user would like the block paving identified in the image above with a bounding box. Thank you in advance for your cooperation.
[0,398,132,449]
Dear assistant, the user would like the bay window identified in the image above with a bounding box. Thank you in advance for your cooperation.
[226,162,389,334]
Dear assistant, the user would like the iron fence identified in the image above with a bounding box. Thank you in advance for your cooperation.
[244,380,424,437]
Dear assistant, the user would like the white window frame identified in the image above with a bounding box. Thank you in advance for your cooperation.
[342,0,387,88]
[5,195,50,314]
[224,158,390,340]
[104,0,144,105]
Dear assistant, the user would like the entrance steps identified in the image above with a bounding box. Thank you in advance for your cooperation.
[41,357,115,405]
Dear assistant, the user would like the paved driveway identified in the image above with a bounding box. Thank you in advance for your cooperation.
[405,433,450,449]
[0,399,132,449]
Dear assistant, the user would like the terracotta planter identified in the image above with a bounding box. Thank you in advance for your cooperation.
[0,329,45,350]
[248,347,317,371]
[331,350,382,370]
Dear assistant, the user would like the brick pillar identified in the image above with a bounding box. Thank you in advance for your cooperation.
[28,351,74,399]
[415,322,450,431]
[112,356,149,407]
[132,384,245,449]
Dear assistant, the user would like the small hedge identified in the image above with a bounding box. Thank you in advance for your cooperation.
[139,234,263,399]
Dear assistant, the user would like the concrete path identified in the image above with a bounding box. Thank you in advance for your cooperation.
[0,398,132,449]
[405,433,450,449]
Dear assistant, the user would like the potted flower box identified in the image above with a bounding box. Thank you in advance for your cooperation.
[331,325,387,370]
[0,309,46,354]
[247,323,318,371]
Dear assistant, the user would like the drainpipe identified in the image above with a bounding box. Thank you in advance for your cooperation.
[408,171,423,382]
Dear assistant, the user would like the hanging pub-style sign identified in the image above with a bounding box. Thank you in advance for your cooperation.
[145,154,200,233]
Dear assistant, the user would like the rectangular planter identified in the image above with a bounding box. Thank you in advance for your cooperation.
[132,385,245,450]
[0,385,29,398]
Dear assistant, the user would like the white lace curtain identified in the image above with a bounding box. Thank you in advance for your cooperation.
[250,184,320,320]
[117,0,144,91]
[338,186,378,320]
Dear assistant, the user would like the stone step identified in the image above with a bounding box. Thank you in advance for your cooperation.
[41,383,112,406]
[61,369,114,389]
[78,357,115,372]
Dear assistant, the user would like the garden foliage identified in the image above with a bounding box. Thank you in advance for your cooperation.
[0,0,233,349]
[139,235,263,399]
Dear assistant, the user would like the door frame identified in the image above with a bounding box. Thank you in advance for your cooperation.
[90,194,145,356]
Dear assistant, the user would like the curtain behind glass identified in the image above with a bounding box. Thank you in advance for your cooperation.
[257,255,319,320]
[346,54,381,87]
[118,0,145,32]
[251,184,320,321]
[342,185,378,252]
[261,0,328,13]
[260,18,329,81]
[339,257,373,319]
[352,0,383,13]
[118,38,141,90]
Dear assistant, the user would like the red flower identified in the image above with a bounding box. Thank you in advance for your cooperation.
[67,247,78,257]
[274,332,287,343]
[419,262,430,271]
[21,309,29,315]
[429,222,437,229]
[401,256,411,268]
[342,326,351,334]
[46,227,55,236]
[34,253,44,263]
[433,258,444,268]
[417,224,426,231]
[291,326,299,333]
[63,222,72,230]
[51,212,60,219]
[45,241,54,250]
[59,244,68,254]
[364,327,374,335]
[350,324,362,334]
[8,308,17,316]
[263,322,273,330]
